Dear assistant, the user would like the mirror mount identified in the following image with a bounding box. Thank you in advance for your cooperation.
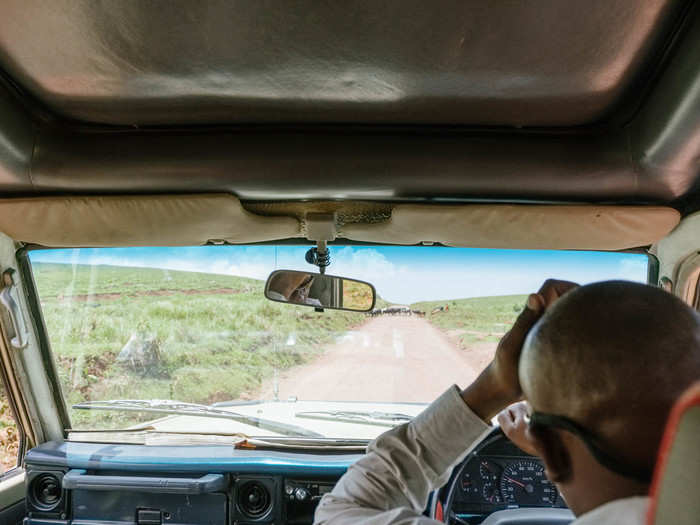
[305,246,331,275]
[305,242,331,312]
[304,213,337,276]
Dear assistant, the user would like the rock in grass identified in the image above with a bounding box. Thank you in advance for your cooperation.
[117,333,161,370]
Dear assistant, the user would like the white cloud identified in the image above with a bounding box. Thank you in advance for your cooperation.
[616,257,649,282]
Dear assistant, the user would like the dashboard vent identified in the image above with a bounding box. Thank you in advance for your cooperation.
[237,480,273,520]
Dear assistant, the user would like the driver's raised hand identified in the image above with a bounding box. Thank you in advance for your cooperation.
[497,401,539,456]
[461,279,578,421]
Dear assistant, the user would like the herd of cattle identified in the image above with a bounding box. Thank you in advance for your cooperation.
[368,306,423,317]
[367,304,452,317]
[367,304,450,317]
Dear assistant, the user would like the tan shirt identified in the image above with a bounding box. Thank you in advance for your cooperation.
[314,385,649,525]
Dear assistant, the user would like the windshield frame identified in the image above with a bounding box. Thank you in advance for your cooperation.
[16,243,657,438]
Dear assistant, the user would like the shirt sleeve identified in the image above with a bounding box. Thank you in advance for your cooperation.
[314,385,492,525]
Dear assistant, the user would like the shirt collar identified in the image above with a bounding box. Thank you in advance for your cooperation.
[574,496,649,525]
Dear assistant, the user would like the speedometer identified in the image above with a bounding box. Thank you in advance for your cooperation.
[499,460,557,506]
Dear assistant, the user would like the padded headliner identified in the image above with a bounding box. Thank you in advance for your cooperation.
[0,0,681,126]
[0,195,679,251]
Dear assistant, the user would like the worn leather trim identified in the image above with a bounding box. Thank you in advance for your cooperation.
[0,194,300,247]
[0,195,680,250]
[342,204,680,250]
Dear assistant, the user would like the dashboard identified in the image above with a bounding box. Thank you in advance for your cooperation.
[23,441,359,525]
[23,431,570,525]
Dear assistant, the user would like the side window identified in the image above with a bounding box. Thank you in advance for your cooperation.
[674,252,700,309]
[0,379,20,474]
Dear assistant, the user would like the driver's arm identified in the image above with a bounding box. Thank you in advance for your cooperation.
[314,386,490,525]
[314,280,577,525]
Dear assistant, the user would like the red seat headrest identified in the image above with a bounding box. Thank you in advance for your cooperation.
[646,381,700,525]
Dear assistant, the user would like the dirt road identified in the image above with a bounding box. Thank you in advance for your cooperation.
[255,316,497,403]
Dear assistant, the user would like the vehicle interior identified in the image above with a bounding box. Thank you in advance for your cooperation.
[0,1,699,525]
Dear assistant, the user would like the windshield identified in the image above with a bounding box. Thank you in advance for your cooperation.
[28,246,649,441]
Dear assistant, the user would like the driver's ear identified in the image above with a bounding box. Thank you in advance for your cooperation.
[527,425,572,483]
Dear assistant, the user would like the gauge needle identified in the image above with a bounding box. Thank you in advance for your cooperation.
[504,476,526,488]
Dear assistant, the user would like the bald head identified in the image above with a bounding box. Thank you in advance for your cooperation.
[520,280,700,467]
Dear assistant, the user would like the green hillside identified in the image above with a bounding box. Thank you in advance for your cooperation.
[32,263,369,429]
[33,262,261,297]
[413,294,528,347]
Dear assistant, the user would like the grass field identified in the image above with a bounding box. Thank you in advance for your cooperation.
[413,294,527,348]
[31,263,371,429]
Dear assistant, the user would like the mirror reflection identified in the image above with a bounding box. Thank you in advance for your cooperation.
[265,270,375,312]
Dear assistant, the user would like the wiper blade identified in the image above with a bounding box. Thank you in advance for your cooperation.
[295,410,413,427]
[73,399,323,438]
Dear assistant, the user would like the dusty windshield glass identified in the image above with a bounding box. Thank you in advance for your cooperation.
[28,246,648,440]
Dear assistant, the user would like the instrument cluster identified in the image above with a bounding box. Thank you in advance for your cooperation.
[458,457,559,507]
[441,431,567,524]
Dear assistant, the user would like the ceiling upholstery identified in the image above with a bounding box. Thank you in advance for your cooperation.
[0,0,683,126]
[0,1,697,213]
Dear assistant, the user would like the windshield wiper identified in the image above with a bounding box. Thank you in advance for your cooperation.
[295,410,413,427]
[73,399,323,438]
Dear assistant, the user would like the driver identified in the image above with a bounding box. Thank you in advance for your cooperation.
[267,272,322,307]
[314,280,700,524]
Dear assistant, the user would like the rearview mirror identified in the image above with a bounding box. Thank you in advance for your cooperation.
[265,270,376,312]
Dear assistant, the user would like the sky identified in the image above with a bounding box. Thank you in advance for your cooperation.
[29,246,649,305]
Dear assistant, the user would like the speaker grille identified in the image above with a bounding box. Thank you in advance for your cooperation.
[237,480,272,520]
[29,473,62,512]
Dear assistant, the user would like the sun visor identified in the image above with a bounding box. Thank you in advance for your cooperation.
[341,205,680,250]
[0,194,300,247]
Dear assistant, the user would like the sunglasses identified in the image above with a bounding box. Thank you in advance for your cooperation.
[527,411,653,484]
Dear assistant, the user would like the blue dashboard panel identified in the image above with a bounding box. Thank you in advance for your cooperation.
[25,441,362,476]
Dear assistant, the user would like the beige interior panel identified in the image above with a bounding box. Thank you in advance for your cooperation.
[0,195,679,250]
[341,204,680,250]
[0,194,300,247]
